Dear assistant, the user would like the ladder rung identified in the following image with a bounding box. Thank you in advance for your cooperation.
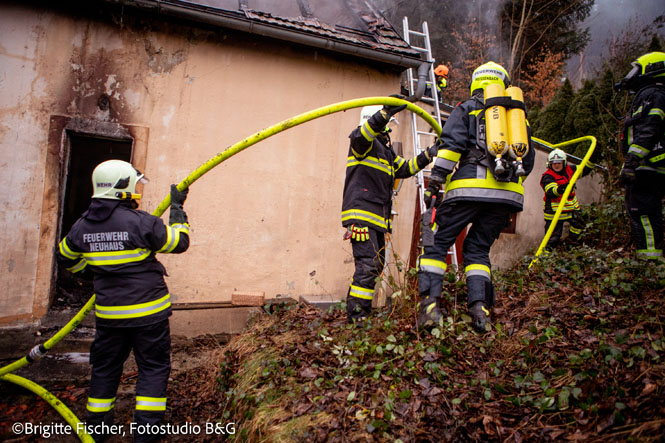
[408,30,426,37]
[410,46,428,52]
[416,131,437,137]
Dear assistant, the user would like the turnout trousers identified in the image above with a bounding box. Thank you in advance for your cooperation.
[86,319,171,442]
[346,227,386,320]
[625,170,665,259]
[418,201,512,307]
[544,210,585,250]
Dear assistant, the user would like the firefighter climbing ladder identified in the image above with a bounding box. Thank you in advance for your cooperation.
[402,17,458,269]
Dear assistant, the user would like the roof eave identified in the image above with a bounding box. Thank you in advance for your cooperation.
[103,0,423,69]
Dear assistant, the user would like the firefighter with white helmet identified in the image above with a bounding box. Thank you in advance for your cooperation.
[615,52,665,259]
[342,100,439,323]
[56,159,190,442]
[418,61,536,333]
[540,149,593,251]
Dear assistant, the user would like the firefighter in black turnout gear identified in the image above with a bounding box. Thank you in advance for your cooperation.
[342,102,437,323]
[56,160,190,442]
[616,52,665,259]
[541,149,593,251]
[418,62,535,333]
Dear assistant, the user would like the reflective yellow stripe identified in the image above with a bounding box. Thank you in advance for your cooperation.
[347,155,392,175]
[95,294,171,320]
[59,238,80,260]
[544,212,572,221]
[628,144,648,158]
[67,258,87,273]
[570,225,583,235]
[360,121,379,141]
[394,157,406,169]
[87,397,116,413]
[418,257,447,275]
[641,215,655,251]
[83,248,152,266]
[136,396,167,411]
[648,108,664,119]
[349,284,373,300]
[544,182,558,194]
[157,223,190,253]
[352,143,373,159]
[636,249,663,258]
[446,178,524,194]
[465,264,490,279]
[545,196,580,212]
[650,152,665,163]
[341,209,387,230]
[408,157,420,175]
[437,149,461,162]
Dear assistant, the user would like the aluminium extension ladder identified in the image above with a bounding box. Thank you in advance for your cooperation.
[401,16,458,270]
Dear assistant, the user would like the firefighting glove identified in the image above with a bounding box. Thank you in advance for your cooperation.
[350,225,370,242]
[169,184,189,225]
[556,184,568,196]
[424,177,443,209]
[382,94,408,118]
[425,139,443,161]
[620,155,639,187]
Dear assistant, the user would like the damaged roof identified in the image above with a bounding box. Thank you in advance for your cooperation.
[108,0,423,68]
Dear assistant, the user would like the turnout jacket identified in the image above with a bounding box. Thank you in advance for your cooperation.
[56,199,190,328]
[431,94,535,211]
[541,164,593,220]
[622,83,665,173]
[342,109,431,233]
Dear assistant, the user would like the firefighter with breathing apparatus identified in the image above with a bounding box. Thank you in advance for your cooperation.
[56,160,190,442]
[615,51,665,259]
[418,61,535,333]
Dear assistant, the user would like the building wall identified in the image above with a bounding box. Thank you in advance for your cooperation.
[0,3,424,325]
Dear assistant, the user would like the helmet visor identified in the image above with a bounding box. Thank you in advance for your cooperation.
[135,168,149,184]
[625,63,640,82]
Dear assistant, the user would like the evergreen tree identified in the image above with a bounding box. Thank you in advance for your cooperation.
[531,79,574,144]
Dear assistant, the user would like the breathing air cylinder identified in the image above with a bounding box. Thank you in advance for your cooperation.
[506,86,529,176]
[484,83,508,175]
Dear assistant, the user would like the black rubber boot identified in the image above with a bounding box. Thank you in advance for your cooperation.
[417,295,443,329]
[469,301,490,333]
[346,295,371,324]
[417,271,444,330]
[467,275,492,333]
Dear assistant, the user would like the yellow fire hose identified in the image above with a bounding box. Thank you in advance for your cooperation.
[529,135,597,268]
[0,96,441,442]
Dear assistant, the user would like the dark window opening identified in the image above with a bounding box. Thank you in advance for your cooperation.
[52,134,133,310]
[502,213,517,234]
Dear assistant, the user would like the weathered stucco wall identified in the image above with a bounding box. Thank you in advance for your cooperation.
[0,3,422,325]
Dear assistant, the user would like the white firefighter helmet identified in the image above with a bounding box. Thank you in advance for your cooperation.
[547,149,567,168]
[358,105,394,132]
[91,159,146,200]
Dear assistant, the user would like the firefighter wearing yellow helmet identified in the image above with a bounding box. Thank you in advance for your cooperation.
[418,61,535,333]
[616,52,665,259]
[540,149,594,252]
[342,101,439,323]
[56,159,191,441]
